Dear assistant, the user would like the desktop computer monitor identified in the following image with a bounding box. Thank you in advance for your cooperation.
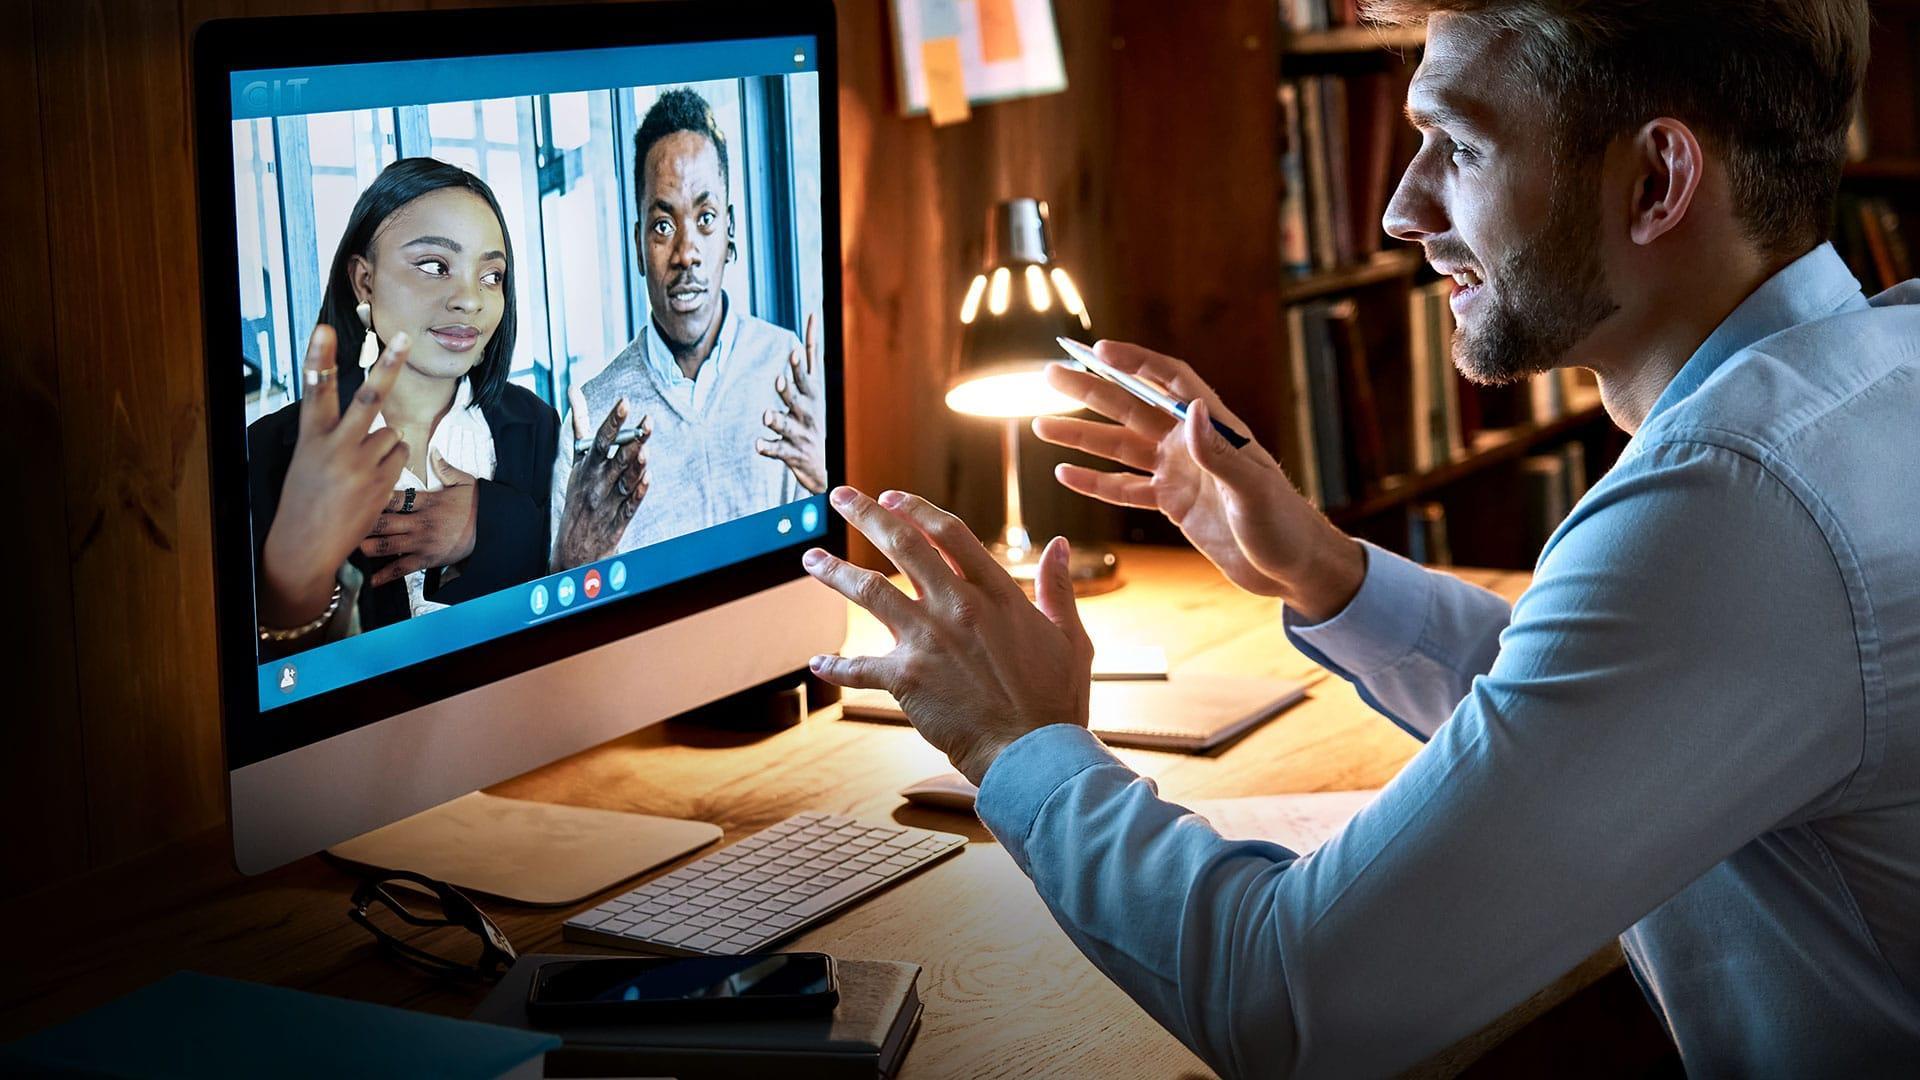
[191,1,846,887]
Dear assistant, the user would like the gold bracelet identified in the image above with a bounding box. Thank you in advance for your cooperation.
[259,582,343,643]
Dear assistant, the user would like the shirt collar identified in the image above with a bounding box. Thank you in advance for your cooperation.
[1643,242,1865,424]
[645,291,737,387]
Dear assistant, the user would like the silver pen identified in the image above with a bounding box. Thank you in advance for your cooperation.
[573,427,646,456]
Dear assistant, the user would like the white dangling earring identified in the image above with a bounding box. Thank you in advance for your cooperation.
[354,301,379,369]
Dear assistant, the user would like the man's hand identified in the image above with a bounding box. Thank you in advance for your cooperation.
[258,325,412,627]
[1033,340,1364,621]
[802,486,1092,785]
[555,388,649,569]
[757,312,827,494]
[359,451,479,587]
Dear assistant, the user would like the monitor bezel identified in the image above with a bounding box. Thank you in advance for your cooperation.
[191,0,847,770]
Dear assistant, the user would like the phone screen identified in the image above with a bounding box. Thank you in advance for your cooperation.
[531,954,834,1006]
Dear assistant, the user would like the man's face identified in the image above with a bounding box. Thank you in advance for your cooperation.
[639,129,730,349]
[1383,16,1618,384]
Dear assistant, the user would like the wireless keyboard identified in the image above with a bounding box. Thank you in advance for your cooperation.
[563,812,966,955]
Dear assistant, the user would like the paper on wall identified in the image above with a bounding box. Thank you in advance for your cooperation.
[891,0,1067,123]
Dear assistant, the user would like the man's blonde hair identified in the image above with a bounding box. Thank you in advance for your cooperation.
[1364,0,1870,258]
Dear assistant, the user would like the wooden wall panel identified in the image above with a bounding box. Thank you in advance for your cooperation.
[0,0,90,898]
[10,0,1284,896]
[33,0,226,867]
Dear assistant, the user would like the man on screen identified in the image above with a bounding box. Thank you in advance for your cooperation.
[551,87,826,569]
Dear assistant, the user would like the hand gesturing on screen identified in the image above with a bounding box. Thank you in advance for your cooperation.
[259,325,413,628]
[358,452,479,588]
[555,389,649,570]
[758,312,827,494]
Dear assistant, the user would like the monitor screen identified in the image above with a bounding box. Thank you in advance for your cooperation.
[217,32,831,765]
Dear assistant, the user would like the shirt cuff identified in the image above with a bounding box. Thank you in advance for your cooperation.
[1283,540,1432,678]
[975,724,1119,868]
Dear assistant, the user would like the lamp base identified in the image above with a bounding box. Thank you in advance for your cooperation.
[991,540,1122,597]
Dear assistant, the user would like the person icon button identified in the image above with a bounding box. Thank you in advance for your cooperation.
[278,665,297,693]
[609,561,627,592]
[529,583,550,616]
[557,576,576,608]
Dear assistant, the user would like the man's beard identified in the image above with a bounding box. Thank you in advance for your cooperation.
[1451,181,1619,386]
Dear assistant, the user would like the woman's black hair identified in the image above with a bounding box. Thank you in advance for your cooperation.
[316,157,517,410]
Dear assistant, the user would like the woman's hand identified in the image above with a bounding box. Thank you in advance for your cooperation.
[259,325,412,627]
[358,451,479,587]
[554,389,650,569]
[757,312,827,494]
[1033,340,1364,620]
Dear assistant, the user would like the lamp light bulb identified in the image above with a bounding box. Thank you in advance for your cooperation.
[959,275,987,324]
[1025,265,1051,312]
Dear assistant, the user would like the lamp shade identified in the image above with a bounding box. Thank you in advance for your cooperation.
[947,199,1092,418]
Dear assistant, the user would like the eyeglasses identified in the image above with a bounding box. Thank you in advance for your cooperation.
[348,870,518,981]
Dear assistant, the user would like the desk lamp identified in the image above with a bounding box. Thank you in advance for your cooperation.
[948,198,1119,595]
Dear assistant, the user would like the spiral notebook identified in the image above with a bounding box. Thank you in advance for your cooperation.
[840,673,1308,752]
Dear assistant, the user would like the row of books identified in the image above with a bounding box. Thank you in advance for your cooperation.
[1286,280,1599,510]
[1279,73,1408,274]
[1278,0,1364,32]
[1402,442,1588,565]
[1835,194,1915,294]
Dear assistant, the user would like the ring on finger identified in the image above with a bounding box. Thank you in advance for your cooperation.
[615,477,631,498]
[398,487,417,514]
[304,366,338,388]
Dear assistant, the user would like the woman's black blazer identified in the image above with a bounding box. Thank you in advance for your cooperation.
[247,379,559,633]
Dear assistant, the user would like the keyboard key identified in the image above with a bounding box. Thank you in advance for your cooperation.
[765,913,802,929]
[685,933,724,951]
[652,924,699,946]
[572,910,620,929]
[687,914,721,929]
[630,919,672,938]
[790,872,887,918]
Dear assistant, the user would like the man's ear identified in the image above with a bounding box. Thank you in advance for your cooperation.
[1629,117,1704,247]
[349,253,374,305]
[726,203,738,264]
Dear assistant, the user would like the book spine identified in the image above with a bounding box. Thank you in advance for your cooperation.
[1278,82,1313,275]
[1303,303,1349,507]
[1408,285,1434,473]
[1285,304,1324,507]
[1299,79,1338,271]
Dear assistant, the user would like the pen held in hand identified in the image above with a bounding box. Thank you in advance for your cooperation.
[1055,337,1251,449]
[574,427,645,456]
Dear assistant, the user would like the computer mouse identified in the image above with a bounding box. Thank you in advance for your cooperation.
[898,771,980,812]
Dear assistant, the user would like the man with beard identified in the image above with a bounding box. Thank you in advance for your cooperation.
[551,87,826,568]
[792,1,1920,1076]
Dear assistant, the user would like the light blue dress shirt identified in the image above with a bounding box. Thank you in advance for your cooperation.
[975,244,1920,1078]
[550,293,808,562]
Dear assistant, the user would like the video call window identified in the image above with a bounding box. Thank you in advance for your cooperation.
[228,43,831,717]
[233,77,824,422]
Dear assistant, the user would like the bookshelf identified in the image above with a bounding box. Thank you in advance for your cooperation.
[1328,392,1604,527]
[1271,11,1620,568]
[1282,25,1426,55]
[1281,247,1422,304]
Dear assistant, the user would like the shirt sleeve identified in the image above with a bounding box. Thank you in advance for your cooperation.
[549,410,575,571]
[1284,542,1513,740]
[974,439,1866,1078]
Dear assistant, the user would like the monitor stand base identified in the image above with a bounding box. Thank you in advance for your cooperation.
[326,791,722,907]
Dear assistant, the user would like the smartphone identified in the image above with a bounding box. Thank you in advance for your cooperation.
[1055,337,1250,449]
[526,953,839,1022]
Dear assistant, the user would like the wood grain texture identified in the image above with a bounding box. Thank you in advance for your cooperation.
[0,0,90,897]
[2,548,1560,1078]
[31,0,226,869]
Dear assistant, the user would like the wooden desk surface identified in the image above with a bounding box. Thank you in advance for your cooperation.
[3,546,1583,1077]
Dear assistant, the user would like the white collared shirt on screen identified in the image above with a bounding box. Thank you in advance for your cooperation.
[368,376,496,618]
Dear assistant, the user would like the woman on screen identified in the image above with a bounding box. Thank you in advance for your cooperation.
[249,157,559,655]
